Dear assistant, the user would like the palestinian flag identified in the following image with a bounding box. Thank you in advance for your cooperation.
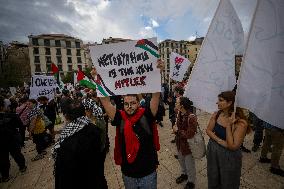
[135,39,160,58]
[51,63,64,90]
[77,70,97,90]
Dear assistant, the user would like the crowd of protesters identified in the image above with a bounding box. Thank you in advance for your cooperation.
[0,60,283,189]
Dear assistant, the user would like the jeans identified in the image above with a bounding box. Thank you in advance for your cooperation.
[177,151,196,183]
[122,171,157,189]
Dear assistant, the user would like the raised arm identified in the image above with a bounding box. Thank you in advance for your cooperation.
[99,96,116,120]
[150,92,160,117]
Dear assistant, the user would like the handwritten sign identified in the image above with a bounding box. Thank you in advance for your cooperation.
[90,38,161,97]
[169,52,190,82]
[29,75,57,100]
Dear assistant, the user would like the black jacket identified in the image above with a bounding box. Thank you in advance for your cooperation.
[55,123,107,189]
[0,112,23,150]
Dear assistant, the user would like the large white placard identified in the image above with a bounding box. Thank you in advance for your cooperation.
[184,0,244,113]
[169,52,191,82]
[29,75,57,100]
[90,38,161,97]
[236,0,284,129]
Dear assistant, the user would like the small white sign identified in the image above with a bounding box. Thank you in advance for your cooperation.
[29,75,57,100]
[169,52,190,82]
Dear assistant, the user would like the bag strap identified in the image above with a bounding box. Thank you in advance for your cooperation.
[18,105,27,117]
[187,113,200,134]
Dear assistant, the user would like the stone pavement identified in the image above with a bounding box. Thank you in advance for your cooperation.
[0,110,283,189]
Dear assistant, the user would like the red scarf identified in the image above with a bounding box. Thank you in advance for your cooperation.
[114,108,160,165]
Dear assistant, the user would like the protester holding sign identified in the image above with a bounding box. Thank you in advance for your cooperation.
[206,91,251,189]
[95,59,163,189]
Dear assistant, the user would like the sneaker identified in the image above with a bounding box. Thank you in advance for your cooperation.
[31,154,44,161]
[259,157,271,163]
[184,182,195,189]
[176,174,188,184]
[252,145,259,152]
[270,167,284,177]
[19,166,27,173]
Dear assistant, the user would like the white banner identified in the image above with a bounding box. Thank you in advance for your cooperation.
[90,38,161,97]
[169,52,191,82]
[29,75,57,100]
[236,0,284,129]
[184,0,244,113]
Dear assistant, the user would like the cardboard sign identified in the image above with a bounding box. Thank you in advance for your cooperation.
[90,38,161,97]
[169,52,190,82]
[29,75,57,100]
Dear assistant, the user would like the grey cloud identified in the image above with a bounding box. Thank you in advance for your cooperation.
[0,0,82,43]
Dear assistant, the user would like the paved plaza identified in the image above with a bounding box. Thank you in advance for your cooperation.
[0,110,283,189]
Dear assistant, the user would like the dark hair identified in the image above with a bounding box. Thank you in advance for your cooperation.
[123,94,139,102]
[37,96,48,102]
[64,100,85,121]
[19,97,28,104]
[0,95,4,108]
[28,99,37,105]
[218,91,236,113]
[218,91,251,133]
[174,86,184,96]
[179,96,193,111]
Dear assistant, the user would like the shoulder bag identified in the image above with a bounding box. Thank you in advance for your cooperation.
[187,114,206,159]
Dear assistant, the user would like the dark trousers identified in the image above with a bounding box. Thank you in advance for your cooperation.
[252,114,264,146]
[19,124,27,146]
[261,128,284,167]
[32,133,47,154]
[0,148,26,178]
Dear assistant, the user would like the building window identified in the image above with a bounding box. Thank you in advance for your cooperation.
[166,42,169,47]
[58,65,63,71]
[167,54,169,58]
[76,49,81,56]
[57,56,62,63]
[45,48,51,55]
[195,48,198,51]
[44,39,50,46]
[46,56,51,63]
[56,48,61,55]
[75,41,80,48]
[32,38,39,46]
[68,65,72,71]
[55,40,61,47]
[67,49,71,55]
[35,64,41,72]
[66,41,71,48]
[33,47,39,55]
[78,65,82,70]
[77,57,82,63]
[67,57,72,63]
[34,56,40,63]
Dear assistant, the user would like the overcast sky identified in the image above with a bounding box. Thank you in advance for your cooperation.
[0,0,257,44]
